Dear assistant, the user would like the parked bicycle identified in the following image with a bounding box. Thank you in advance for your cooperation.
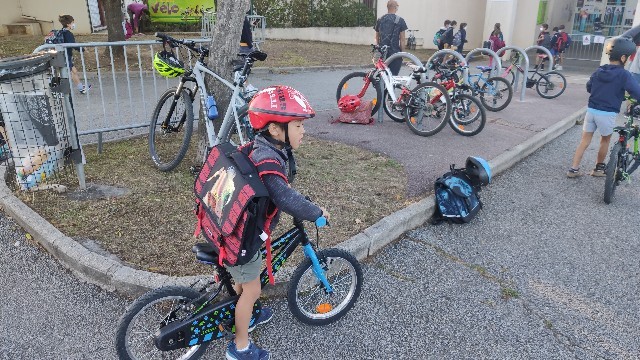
[461,65,513,112]
[115,217,363,359]
[149,32,264,172]
[406,29,418,50]
[336,45,450,135]
[500,52,566,99]
[604,100,640,204]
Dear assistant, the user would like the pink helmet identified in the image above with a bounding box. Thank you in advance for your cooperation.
[338,95,361,113]
[248,85,315,130]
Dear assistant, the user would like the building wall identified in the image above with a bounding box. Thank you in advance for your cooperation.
[376,0,488,50]
[0,0,92,36]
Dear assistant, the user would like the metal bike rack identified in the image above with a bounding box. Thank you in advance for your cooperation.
[464,48,501,78]
[426,49,468,84]
[497,46,529,102]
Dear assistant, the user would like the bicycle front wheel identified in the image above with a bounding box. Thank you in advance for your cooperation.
[336,71,382,116]
[480,77,513,112]
[404,82,451,137]
[449,93,486,136]
[224,104,255,146]
[604,143,625,204]
[148,88,194,172]
[115,286,208,360]
[287,248,363,326]
[501,67,516,86]
[536,71,566,99]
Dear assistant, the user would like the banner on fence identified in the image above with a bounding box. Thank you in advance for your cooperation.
[148,0,215,23]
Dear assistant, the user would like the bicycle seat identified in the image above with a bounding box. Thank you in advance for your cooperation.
[476,66,492,72]
[238,50,268,62]
[192,242,220,264]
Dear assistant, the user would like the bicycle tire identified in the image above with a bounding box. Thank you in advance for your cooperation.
[480,76,513,112]
[224,103,255,145]
[536,71,566,99]
[382,89,406,123]
[287,248,363,326]
[404,82,451,137]
[604,143,626,204]
[336,71,382,116]
[449,93,486,136]
[148,88,194,172]
[502,67,516,86]
[115,286,208,360]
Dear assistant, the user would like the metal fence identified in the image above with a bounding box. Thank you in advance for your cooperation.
[564,33,613,62]
[200,13,267,51]
[32,38,210,148]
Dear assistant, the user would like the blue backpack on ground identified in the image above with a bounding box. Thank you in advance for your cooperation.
[432,157,491,224]
[44,29,65,45]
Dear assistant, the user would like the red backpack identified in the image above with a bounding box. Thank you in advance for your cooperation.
[193,142,284,284]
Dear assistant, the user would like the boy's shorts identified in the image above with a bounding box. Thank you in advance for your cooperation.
[225,251,261,284]
[584,109,616,136]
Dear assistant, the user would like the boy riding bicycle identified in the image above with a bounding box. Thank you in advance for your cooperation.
[225,85,329,360]
[568,37,640,178]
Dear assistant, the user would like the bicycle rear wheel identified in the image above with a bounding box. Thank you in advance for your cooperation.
[480,77,513,112]
[115,286,208,360]
[383,89,407,122]
[536,71,566,99]
[336,71,381,116]
[287,248,363,326]
[604,143,625,204]
[148,88,194,172]
[224,104,255,146]
[404,82,451,137]
[449,93,486,136]
[501,67,516,86]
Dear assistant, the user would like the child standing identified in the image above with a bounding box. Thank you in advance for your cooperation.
[225,85,329,360]
[57,15,91,94]
[568,37,640,178]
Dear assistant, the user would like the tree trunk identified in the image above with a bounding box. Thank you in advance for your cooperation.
[195,0,251,164]
[104,0,126,58]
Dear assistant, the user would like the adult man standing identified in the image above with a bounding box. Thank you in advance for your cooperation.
[374,0,408,75]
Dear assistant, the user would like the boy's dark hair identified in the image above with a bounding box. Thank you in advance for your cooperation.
[559,24,565,30]
[450,20,457,26]
[460,22,467,29]
[541,23,549,30]
[444,20,451,26]
[553,26,559,32]
[59,15,74,27]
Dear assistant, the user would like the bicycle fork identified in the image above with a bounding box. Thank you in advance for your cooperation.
[302,244,333,294]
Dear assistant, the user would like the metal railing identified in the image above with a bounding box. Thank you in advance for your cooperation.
[32,38,210,148]
[564,33,612,62]
[200,13,266,51]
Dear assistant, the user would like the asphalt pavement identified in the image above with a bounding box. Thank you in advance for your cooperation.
[2,122,639,358]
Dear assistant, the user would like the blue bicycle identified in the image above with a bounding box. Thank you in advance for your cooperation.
[115,217,363,359]
[461,65,513,112]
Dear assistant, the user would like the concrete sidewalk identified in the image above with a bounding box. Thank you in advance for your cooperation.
[0,68,589,298]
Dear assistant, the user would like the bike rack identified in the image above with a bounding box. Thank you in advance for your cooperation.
[426,49,469,84]
[378,52,425,123]
[464,48,501,78]
[497,46,529,102]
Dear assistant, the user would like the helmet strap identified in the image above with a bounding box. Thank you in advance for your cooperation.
[260,129,297,182]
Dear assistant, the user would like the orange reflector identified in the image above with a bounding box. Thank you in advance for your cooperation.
[316,303,333,314]
[410,117,417,124]
[457,124,465,130]
[372,98,377,105]
[343,84,348,90]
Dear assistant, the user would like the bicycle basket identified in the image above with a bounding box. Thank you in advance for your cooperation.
[153,50,185,78]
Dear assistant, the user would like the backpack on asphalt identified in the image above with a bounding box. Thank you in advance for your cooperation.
[452,31,462,47]
[44,29,65,45]
[432,157,492,225]
[193,142,283,277]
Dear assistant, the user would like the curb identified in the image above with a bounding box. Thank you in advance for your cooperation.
[0,106,585,298]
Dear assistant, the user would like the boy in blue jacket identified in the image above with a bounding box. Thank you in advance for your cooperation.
[568,37,640,177]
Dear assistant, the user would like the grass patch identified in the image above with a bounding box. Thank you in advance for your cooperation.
[15,134,408,276]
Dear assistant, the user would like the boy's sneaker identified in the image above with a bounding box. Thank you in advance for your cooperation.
[590,163,606,177]
[248,306,273,332]
[555,65,563,71]
[226,340,270,360]
[79,84,92,94]
[567,168,582,178]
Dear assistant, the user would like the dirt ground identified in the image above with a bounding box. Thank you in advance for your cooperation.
[2,34,426,276]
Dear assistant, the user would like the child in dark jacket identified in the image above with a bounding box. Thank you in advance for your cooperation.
[224,85,329,360]
[568,37,640,178]
[57,15,91,94]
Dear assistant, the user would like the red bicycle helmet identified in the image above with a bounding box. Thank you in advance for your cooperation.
[248,85,315,130]
[337,95,361,113]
